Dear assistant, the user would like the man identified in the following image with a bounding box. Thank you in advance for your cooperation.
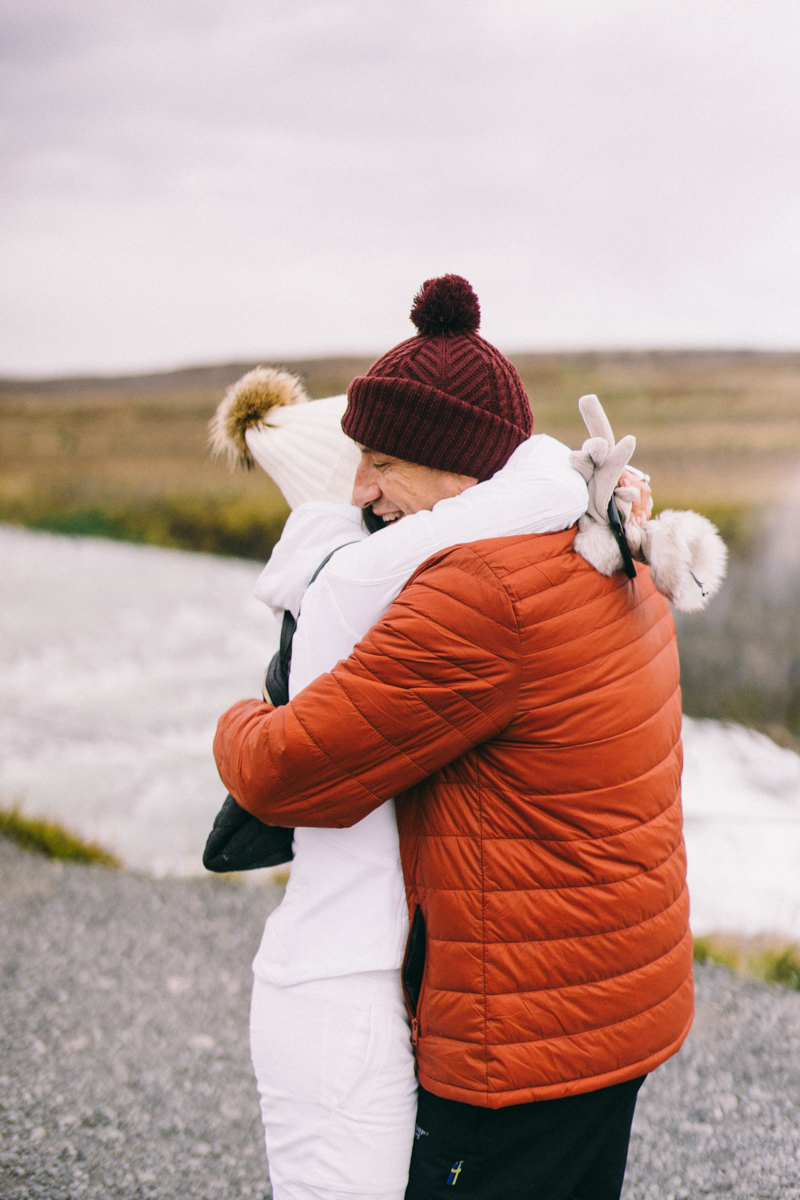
[215,275,692,1200]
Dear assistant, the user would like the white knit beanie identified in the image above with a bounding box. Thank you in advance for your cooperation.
[208,367,361,509]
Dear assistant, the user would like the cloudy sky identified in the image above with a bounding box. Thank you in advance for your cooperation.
[1,0,798,376]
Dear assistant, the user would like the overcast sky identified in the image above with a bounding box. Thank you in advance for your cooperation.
[1,0,798,376]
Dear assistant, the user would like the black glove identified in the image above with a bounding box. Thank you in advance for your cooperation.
[205,544,356,873]
[202,793,294,873]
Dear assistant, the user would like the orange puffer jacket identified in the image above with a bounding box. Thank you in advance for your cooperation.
[215,527,692,1107]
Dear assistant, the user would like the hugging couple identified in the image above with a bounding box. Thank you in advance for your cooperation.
[211,275,720,1200]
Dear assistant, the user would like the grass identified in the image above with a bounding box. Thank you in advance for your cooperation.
[0,807,120,866]
[4,349,800,518]
[2,349,800,735]
[0,492,760,567]
[0,493,290,561]
[693,934,800,991]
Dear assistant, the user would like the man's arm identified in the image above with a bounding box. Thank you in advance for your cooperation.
[214,546,521,828]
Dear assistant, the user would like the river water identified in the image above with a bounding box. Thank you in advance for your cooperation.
[2,524,799,938]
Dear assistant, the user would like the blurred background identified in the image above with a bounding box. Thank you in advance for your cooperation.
[4,12,800,1196]
[2,0,800,907]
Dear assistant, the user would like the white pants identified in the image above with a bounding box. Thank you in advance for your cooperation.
[249,969,417,1200]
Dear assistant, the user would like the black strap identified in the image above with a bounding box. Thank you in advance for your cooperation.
[307,543,356,586]
[264,541,358,706]
[607,496,637,580]
[207,540,361,873]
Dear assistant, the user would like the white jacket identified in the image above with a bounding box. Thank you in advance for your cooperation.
[251,434,588,986]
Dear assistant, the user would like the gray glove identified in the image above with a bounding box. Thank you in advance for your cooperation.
[569,394,727,612]
[568,395,637,529]
[568,395,640,577]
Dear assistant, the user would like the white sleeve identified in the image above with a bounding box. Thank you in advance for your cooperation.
[289,435,588,693]
[253,503,368,618]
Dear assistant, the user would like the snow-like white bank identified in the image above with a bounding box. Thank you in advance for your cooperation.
[2,527,800,937]
[0,526,276,877]
[681,718,800,938]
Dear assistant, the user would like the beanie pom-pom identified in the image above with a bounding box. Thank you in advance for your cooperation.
[208,366,308,470]
[410,274,481,337]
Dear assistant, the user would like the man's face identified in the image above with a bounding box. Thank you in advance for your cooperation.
[352,447,478,523]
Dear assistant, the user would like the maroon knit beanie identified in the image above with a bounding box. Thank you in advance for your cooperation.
[342,275,532,481]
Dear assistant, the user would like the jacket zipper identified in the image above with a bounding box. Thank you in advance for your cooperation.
[402,905,427,1046]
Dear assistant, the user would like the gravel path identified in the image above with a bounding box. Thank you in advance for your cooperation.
[0,840,279,1199]
[3,839,800,1200]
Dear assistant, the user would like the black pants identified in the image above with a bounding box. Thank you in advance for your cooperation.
[405,1075,645,1200]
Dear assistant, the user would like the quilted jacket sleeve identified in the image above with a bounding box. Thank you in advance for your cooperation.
[213,545,521,827]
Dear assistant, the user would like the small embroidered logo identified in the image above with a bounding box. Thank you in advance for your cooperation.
[447,1160,464,1186]
[414,1125,429,1141]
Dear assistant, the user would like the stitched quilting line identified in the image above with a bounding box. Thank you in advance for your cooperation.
[288,698,388,813]
[396,831,686,899]
[414,936,691,1045]
[324,663,510,813]
[337,610,519,750]
[368,615,516,708]
[483,966,692,1048]
[422,996,693,1098]
[477,753,489,1093]
[403,544,525,718]
[399,574,514,639]
[452,778,684,846]
[513,647,678,726]
[410,735,681,797]
[502,569,673,654]
[387,603,517,672]
[510,608,677,696]
[497,698,680,755]
[333,660,474,767]
[408,883,688,953]
[398,786,684,854]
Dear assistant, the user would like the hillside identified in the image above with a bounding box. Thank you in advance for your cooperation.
[3,350,800,736]
[3,350,800,522]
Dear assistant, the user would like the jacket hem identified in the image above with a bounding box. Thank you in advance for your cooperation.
[416,1008,694,1109]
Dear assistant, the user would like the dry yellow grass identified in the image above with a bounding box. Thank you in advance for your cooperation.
[2,350,799,736]
[511,350,800,507]
[2,349,799,529]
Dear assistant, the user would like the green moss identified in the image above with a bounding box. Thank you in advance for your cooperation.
[31,507,130,540]
[692,936,739,970]
[1,494,290,561]
[694,935,800,992]
[0,808,120,866]
[761,945,800,990]
[692,937,712,964]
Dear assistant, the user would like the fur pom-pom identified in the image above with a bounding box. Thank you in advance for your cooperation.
[573,515,625,576]
[573,508,728,612]
[410,274,481,336]
[644,509,728,613]
[208,367,309,470]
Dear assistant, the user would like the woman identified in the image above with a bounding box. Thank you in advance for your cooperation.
[211,275,657,1200]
